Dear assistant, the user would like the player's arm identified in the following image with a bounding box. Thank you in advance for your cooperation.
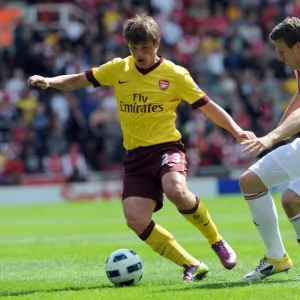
[270,108,300,143]
[242,107,300,156]
[277,90,300,126]
[200,99,256,141]
[27,73,91,91]
[178,69,255,141]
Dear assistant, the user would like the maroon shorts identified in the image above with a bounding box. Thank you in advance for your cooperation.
[122,140,188,212]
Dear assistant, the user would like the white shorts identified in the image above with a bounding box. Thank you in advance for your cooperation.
[250,138,300,195]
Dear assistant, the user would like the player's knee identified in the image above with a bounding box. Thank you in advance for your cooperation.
[282,189,300,209]
[239,170,253,192]
[126,215,150,236]
[164,181,186,202]
[239,169,265,194]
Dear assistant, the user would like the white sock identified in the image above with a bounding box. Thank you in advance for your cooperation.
[289,213,300,246]
[245,193,286,259]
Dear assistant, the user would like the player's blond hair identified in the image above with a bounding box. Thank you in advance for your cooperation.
[123,14,160,45]
[269,17,300,48]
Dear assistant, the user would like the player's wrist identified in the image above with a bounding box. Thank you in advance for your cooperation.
[47,78,53,87]
[268,132,280,145]
[232,128,244,138]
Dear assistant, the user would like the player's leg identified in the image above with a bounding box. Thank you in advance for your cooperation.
[162,170,237,270]
[281,180,300,280]
[122,177,208,282]
[239,149,294,280]
[282,180,300,244]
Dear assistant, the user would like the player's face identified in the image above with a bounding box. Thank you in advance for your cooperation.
[273,40,300,70]
[128,40,159,69]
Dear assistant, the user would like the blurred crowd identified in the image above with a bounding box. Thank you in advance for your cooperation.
[0,0,298,184]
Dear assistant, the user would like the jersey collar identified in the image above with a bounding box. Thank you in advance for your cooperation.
[135,56,164,75]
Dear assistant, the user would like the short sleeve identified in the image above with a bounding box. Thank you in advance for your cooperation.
[85,58,123,87]
[176,66,210,109]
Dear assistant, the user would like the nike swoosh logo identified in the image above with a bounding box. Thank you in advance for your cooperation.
[260,265,274,276]
[118,80,130,84]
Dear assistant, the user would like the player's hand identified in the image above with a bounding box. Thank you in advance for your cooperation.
[27,75,50,90]
[235,131,257,143]
[241,136,274,157]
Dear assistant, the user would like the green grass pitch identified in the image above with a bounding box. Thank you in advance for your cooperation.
[0,195,299,300]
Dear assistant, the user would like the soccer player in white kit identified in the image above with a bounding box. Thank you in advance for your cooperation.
[239,17,300,280]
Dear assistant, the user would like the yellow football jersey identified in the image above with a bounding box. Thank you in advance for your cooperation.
[85,56,209,150]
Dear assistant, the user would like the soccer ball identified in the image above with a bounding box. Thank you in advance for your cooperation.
[105,249,143,286]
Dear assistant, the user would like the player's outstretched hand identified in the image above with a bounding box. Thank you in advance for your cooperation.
[241,136,273,157]
[27,75,50,90]
[235,131,257,143]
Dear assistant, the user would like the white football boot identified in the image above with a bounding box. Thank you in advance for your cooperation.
[243,254,292,280]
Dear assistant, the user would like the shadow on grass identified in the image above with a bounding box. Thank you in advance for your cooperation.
[0,284,115,297]
[2,278,298,297]
[155,278,297,292]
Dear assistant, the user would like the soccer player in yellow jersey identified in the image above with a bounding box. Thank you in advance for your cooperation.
[28,14,255,282]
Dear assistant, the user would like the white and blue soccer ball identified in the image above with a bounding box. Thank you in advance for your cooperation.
[105,249,143,286]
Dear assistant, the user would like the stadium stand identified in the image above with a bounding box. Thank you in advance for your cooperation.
[0,0,297,184]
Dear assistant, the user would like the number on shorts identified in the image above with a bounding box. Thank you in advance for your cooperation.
[161,153,181,166]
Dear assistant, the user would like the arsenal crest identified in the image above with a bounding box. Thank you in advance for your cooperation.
[159,79,169,91]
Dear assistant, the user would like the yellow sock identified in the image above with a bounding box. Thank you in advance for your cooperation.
[180,196,222,245]
[140,221,199,267]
